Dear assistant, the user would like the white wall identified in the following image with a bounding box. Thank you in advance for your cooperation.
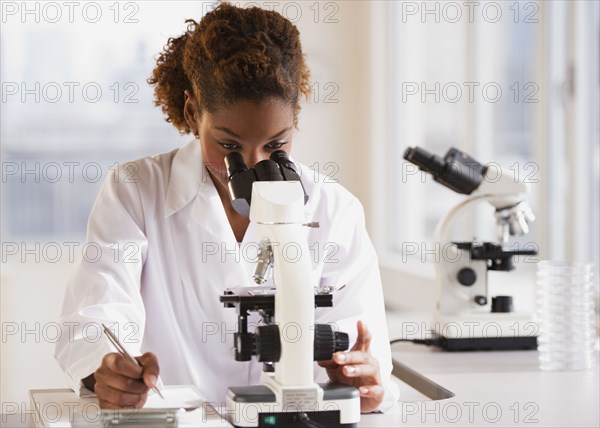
[1,257,74,405]
[292,1,374,206]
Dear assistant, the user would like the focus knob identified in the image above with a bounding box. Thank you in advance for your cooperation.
[457,268,477,286]
[474,295,488,306]
[234,332,255,361]
[491,296,513,313]
[314,324,350,361]
[255,325,281,362]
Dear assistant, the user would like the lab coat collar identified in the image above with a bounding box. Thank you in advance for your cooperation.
[164,138,316,220]
[164,138,208,218]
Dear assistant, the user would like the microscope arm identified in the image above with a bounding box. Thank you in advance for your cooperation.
[433,194,489,245]
[249,181,316,388]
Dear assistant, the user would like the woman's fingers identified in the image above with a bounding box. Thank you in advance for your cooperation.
[318,321,384,413]
[95,352,159,409]
[137,352,160,389]
[358,384,385,399]
[351,320,372,353]
[102,353,143,378]
[341,363,380,378]
[94,370,148,394]
[95,381,148,408]
[334,350,375,367]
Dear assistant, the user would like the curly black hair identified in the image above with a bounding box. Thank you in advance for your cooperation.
[148,2,311,133]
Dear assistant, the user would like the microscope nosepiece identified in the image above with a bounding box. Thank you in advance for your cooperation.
[497,201,536,237]
[253,241,273,284]
[509,211,529,236]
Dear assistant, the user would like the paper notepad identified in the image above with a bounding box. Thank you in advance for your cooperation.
[71,386,231,427]
[144,385,232,427]
[145,385,205,410]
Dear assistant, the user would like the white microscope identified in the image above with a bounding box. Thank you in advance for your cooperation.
[404,147,538,351]
[219,151,361,427]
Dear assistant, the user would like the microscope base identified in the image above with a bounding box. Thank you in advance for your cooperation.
[224,382,360,427]
[432,314,538,351]
[434,335,538,351]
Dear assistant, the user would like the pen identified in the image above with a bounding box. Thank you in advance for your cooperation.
[101,323,165,399]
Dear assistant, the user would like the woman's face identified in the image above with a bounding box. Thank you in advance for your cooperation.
[184,94,296,188]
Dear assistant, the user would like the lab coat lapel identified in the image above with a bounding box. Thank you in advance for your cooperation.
[164,139,253,300]
[164,139,206,218]
[190,189,261,287]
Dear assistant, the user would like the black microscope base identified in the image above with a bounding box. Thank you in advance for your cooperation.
[437,335,538,351]
[227,383,359,428]
[228,411,357,428]
[252,411,356,428]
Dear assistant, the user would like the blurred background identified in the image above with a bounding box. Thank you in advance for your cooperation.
[1,0,599,405]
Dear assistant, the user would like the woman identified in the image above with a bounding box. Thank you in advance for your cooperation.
[55,2,399,414]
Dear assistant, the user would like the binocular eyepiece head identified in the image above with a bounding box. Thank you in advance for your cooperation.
[225,150,296,181]
[404,146,486,195]
[224,150,307,217]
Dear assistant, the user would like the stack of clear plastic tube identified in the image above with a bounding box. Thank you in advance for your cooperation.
[536,261,596,371]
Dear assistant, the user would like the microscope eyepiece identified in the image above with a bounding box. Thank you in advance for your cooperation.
[224,150,308,218]
[270,150,297,172]
[253,160,284,181]
[404,146,486,195]
[225,152,253,217]
[225,152,248,180]
[403,146,445,175]
[269,150,306,197]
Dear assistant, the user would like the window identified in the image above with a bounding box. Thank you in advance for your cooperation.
[1,2,207,240]
[386,1,599,270]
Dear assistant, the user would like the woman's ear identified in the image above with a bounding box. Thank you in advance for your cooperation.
[183,89,200,137]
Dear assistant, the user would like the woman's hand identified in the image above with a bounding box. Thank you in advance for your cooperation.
[318,320,384,413]
[93,352,160,409]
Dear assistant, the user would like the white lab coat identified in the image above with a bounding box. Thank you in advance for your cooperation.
[55,138,400,412]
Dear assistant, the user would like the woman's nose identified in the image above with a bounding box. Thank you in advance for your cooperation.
[246,152,269,168]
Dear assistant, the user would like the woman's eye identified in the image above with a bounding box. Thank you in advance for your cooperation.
[218,142,240,150]
[266,141,288,150]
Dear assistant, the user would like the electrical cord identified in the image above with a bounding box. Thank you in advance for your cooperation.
[389,337,443,346]
[296,412,326,428]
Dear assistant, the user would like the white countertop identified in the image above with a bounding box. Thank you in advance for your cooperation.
[21,343,599,428]
[390,342,599,427]
[383,309,600,427]
[9,309,599,427]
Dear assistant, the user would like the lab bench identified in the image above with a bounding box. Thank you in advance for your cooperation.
[9,343,597,428]
[4,308,599,427]
[385,309,600,427]
[389,342,599,427]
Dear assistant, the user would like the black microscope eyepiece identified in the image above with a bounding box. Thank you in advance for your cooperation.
[404,146,486,195]
[253,159,284,182]
[270,150,304,183]
[270,150,297,171]
[224,151,308,217]
[225,152,248,180]
[403,146,445,176]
